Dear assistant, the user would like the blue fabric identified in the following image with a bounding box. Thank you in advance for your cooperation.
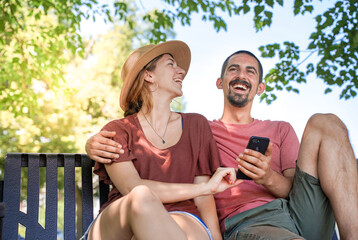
[80,215,98,240]
[170,211,213,240]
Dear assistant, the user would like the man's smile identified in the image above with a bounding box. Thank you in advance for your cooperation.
[229,79,251,94]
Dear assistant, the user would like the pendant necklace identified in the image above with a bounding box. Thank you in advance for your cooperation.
[142,111,171,144]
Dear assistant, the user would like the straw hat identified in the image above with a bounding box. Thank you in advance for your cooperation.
[119,40,191,110]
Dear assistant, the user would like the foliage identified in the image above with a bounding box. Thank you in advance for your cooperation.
[1,2,157,233]
[0,0,135,118]
[259,0,358,103]
[171,97,187,112]
[138,0,358,102]
[0,1,158,175]
[1,0,84,117]
[0,0,164,174]
[2,0,357,118]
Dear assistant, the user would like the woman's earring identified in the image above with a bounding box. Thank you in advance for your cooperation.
[151,82,158,92]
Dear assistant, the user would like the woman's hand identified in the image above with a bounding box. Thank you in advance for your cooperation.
[207,167,242,194]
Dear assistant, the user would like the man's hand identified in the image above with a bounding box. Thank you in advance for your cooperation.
[236,142,274,185]
[85,131,124,164]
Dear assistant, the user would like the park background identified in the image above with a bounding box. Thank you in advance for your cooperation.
[1,0,357,238]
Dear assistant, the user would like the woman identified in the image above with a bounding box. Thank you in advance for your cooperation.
[83,41,238,240]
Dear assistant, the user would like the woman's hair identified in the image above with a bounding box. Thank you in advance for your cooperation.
[123,54,164,117]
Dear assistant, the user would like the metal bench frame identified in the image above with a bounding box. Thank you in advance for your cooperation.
[1,153,109,240]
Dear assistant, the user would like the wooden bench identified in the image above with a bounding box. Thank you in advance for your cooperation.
[0,153,109,240]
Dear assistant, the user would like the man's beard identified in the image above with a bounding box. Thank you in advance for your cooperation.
[227,89,249,108]
[226,79,251,108]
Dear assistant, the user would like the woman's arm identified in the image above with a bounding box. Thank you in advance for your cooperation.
[194,175,223,240]
[105,161,240,204]
[105,160,210,203]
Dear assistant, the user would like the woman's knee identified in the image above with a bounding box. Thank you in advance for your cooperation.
[127,185,161,215]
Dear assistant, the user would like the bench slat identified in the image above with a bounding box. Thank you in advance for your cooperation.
[26,154,41,239]
[81,155,94,234]
[64,155,76,239]
[3,153,22,239]
[45,154,59,239]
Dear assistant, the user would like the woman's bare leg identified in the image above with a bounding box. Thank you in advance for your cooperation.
[88,185,188,240]
[170,212,211,240]
[131,212,211,240]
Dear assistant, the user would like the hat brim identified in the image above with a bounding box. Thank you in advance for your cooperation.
[120,40,191,111]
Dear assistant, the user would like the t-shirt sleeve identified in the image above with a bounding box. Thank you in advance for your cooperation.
[195,115,221,176]
[93,119,136,185]
[280,122,299,171]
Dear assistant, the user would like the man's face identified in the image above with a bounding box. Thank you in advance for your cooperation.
[217,53,263,108]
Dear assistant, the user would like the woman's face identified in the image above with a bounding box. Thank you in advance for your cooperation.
[148,54,186,98]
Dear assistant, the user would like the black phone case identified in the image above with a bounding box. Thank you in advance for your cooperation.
[236,136,270,180]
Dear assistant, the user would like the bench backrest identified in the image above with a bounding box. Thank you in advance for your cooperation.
[2,153,109,240]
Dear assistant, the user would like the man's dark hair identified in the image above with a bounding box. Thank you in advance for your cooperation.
[220,50,263,83]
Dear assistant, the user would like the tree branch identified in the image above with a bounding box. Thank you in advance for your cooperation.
[296,50,316,67]
[9,1,24,30]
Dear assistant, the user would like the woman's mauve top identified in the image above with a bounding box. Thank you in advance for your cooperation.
[94,112,221,216]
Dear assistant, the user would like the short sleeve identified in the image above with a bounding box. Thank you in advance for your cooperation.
[195,115,221,176]
[93,118,137,185]
[280,122,299,171]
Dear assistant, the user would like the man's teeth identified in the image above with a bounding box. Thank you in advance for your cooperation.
[175,79,182,84]
[232,83,247,90]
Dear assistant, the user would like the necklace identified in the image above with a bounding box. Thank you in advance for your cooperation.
[141,111,171,144]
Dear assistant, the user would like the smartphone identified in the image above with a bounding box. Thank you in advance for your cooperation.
[236,136,270,180]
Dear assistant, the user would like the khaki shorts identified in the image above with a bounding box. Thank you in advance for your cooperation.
[223,164,335,240]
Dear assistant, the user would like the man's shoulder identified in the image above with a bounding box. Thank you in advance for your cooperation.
[259,119,293,128]
[257,119,296,137]
[208,118,221,126]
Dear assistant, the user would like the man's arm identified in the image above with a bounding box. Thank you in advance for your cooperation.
[85,131,124,163]
[256,166,295,199]
[237,143,295,198]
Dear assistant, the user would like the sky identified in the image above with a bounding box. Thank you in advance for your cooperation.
[81,1,358,156]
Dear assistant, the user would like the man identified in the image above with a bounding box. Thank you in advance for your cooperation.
[85,50,358,239]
